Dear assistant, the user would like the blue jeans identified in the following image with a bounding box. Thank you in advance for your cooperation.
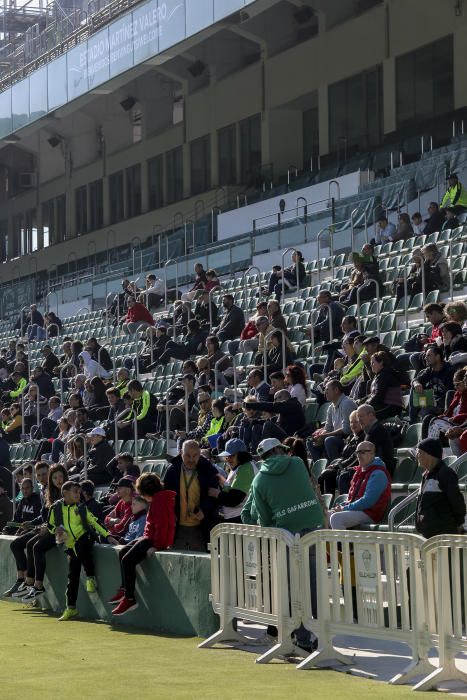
[27,324,46,341]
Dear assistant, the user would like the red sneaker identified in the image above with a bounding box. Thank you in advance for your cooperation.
[108,587,125,605]
[112,597,138,616]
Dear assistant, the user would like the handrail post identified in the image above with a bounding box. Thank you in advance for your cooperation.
[328,179,341,202]
[21,391,25,437]
[214,358,224,397]
[59,362,77,405]
[97,343,111,380]
[317,228,331,284]
[450,239,454,301]
[114,415,119,450]
[208,288,216,334]
[45,291,59,317]
[309,309,318,364]
[232,355,238,398]
[133,412,138,461]
[20,305,28,339]
[105,291,115,340]
[134,333,139,381]
[241,266,262,320]
[165,380,183,449]
[357,280,380,336]
[184,382,189,434]
[281,248,301,300]
[11,465,25,517]
[164,258,179,310]
[36,384,41,428]
[403,266,409,330]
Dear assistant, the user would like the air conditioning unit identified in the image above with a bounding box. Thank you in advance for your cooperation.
[19,172,36,188]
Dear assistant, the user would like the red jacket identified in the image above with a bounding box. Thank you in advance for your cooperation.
[429,322,444,344]
[125,303,155,326]
[144,490,176,549]
[347,463,391,523]
[240,320,258,341]
[444,390,467,425]
[104,499,132,535]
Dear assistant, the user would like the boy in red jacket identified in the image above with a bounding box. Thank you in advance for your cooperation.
[109,473,176,616]
[122,298,155,335]
[104,478,134,536]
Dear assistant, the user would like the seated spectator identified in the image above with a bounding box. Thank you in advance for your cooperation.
[0,479,12,531]
[309,380,357,461]
[78,350,111,380]
[118,380,158,440]
[109,473,175,616]
[338,256,364,303]
[228,312,263,357]
[178,391,213,445]
[329,441,391,529]
[102,453,140,506]
[269,371,286,395]
[84,427,116,485]
[411,212,425,235]
[158,319,207,365]
[440,322,467,363]
[194,290,218,329]
[415,438,466,538]
[375,216,396,244]
[23,384,48,433]
[362,350,403,420]
[318,409,364,497]
[342,252,383,306]
[424,201,445,235]
[267,299,288,335]
[122,297,155,335]
[440,173,467,214]
[122,496,148,543]
[441,207,459,231]
[181,262,208,302]
[139,325,170,372]
[392,213,413,242]
[138,274,165,310]
[285,364,308,406]
[200,398,229,448]
[268,250,306,301]
[445,301,467,331]
[246,388,305,439]
[422,243,449,291]
[86,338,113,374]
[356,404,395,475]
[217,439,257,523]
[306,290,344,343]
[229,395,264,454]
[29,366,55,400]
[399,303,447,373]
[155,373,197,434]
[204,335,231,373]
[164,440,219,551]
[3,478,41,534]
[213,295,245,344]
[409,345,454,431]
[204,269,221,293]
[247,368,271,401]
[40,345,60,376]
[80,480,104,522]
[26,304,45,341]
[104,477,134,536]
[32,396,63,440]
[97,387,124,430]
[264,330,295,375]
[53,341,73,378]
[427,368,467,456]
[394,249,425,301]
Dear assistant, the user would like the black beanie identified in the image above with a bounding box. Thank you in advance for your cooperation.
[417,438,442,460]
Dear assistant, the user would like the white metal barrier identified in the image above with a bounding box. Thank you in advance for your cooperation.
[199,523,302,663]
[201,524,467,690]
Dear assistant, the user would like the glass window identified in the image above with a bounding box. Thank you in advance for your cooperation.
[186,0,213,34]
[190,134,211,195]
[133,0,159,65]
[12,79,29,131]
[328,66,383,154]
[0,89,12,139]
[302,107,319,170]
[42,200,55,247]
[126,164,142,218]
[158,0,186,52]
[109,14,135,78]
[148,155,164,210]
[218,124,236,186]
[29,66,47,121]
[239,114,261,186]
[214,0,242,21]
[0,219,7,261]
[166,146,183,204]
[89,179,103,231]
[67,44,87,100]
[109,171,124,224]
[396,36,453,128]
[86,28,109,89]
[48,55,67,111]
[56,195,66,242]
[75,185,88,235]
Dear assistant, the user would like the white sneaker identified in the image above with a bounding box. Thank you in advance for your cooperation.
[11,582,32,598]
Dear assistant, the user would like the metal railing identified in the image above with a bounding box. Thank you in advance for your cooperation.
[59,362,77,405]
[357,280,380,336]
[401,256,426,329]
[350,207,369,250]
[45,290,59,317]
[165,380,189,448]
[164,259,179,310]
[242,266,262,320]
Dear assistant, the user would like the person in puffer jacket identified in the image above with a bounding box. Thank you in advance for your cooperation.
[109,473,176,616]
[329,442,391,530]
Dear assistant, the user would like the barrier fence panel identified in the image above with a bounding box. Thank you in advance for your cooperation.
[297,530,431,683]
[413,535,467,692]
[199,523,302,663]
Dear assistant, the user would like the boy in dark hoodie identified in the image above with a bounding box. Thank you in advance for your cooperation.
[109,473,175,616]
[0,478,12,531]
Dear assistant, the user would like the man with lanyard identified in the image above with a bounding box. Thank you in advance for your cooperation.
[117,379,157,440]
[440,173,467,214]
[164,439,219,551]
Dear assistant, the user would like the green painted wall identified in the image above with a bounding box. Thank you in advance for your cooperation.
[0,536,218,637]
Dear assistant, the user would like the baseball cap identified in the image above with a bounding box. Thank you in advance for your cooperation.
[257,438,283,457]
[117,477,134,489]
[362,336,380,346]
[87,427,106,437]
[218,438,247,457]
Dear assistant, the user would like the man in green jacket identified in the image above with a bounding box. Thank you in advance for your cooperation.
[241,438,324,652]
[440,173,467,214]
[48,481,118,621]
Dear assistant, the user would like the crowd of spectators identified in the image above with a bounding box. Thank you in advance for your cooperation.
[0,192,467,636]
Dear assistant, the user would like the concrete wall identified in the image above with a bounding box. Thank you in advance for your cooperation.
[0,536,218,637]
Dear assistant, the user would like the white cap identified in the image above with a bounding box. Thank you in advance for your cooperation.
[257,438,283,457]
[88,427,106,437]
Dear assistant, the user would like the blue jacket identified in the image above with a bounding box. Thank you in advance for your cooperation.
[123,512,147,542]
